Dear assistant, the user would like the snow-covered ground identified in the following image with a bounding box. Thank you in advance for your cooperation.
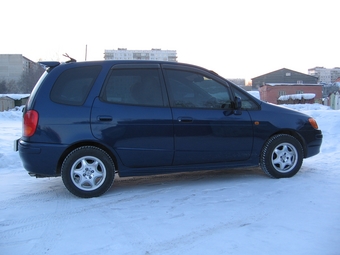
[1,104,339,255]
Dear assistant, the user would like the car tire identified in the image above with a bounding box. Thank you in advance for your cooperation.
[260,134,303,178]
[61,146,115,198]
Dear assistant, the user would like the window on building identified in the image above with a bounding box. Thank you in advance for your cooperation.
[279,91,286,96]
[296,90,303,94]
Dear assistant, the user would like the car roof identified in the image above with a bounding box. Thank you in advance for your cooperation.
[39,60,207,71]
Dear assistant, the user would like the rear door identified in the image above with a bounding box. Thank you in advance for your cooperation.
[91,63,174,168]
[162,64,254,165]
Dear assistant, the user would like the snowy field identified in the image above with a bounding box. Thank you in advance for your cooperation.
[0,104,339,255]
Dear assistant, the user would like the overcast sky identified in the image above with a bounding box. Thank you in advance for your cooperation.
[1,0,338,80]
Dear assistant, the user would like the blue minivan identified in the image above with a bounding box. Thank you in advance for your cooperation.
[16,60,323,197]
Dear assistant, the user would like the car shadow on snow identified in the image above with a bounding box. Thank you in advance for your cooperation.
[108,166,266,194]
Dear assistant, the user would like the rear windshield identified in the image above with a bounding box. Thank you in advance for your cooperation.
[50,66,102,106]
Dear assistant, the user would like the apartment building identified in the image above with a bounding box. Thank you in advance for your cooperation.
[104,48,177,62]
[308,67,340,84]
[0,54,41,83]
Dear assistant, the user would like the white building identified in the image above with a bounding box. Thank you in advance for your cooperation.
[0,54,36,82]
[104,48,177,62]
[308,67,340,84]
[0,54,40,83]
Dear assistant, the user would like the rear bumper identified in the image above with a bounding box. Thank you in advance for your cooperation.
[18,140,67,177]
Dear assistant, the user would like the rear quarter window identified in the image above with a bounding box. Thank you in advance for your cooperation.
[50,65,102,105]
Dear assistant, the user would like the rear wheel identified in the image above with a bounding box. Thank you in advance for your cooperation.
[260,134,303,178]
[61,146,115,198]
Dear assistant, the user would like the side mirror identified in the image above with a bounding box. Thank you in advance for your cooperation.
[233,96,242,115]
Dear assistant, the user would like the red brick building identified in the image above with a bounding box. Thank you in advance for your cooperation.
[258,83,323,104]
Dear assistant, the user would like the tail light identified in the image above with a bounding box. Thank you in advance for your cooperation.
[23,110,39,137]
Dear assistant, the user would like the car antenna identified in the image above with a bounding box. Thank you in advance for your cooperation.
[63,53,77,63]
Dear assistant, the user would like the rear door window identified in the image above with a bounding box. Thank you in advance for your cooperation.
[50,66,102,105]
[101,68,164,107]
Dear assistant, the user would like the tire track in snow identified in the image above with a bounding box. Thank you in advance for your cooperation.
[0,168,265,253]
[0,177,181,243]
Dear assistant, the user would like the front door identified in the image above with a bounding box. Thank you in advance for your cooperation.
[162,66,253,165]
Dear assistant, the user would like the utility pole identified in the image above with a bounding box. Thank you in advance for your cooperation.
[85,45,87,61]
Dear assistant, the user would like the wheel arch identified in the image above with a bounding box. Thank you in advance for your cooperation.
[56,141,119,176]
[263,129,307,158]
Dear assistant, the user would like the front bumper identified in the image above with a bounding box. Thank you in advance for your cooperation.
[305,132,323,158]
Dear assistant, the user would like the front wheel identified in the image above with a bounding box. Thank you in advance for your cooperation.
[260,134,303,178]
[61,146,115,198]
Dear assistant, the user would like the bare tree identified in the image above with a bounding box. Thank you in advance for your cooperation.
[0,79,17,93]
[0,80,8,93]
[18,65,44,93]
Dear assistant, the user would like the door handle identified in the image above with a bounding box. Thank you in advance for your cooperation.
[178,117,193,123]
[98,115,113,122]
